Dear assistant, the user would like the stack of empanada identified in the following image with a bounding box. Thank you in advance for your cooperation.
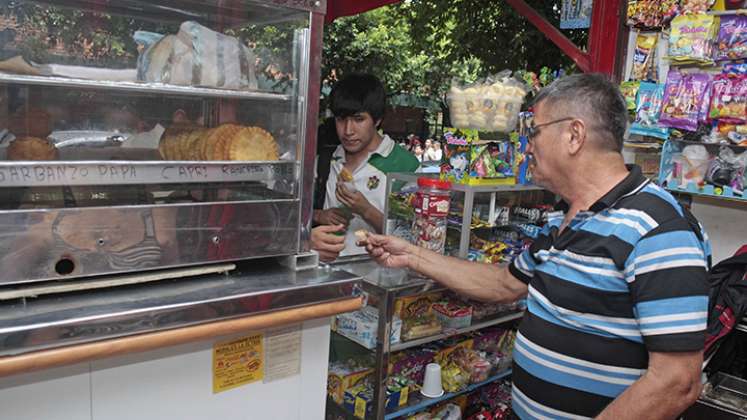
[158,123,278,161]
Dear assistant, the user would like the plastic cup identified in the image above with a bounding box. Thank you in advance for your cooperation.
[421,363,444,398]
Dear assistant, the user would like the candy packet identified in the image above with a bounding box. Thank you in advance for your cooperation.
[681,0,715,14]
[627,0,679,29]
[631,82,670,139]
[632,33,658,80]
[709,74,747,124]
[659,70,712,132]
[621,81,641,111]
[716,15,747,61]
[668,14,719,65]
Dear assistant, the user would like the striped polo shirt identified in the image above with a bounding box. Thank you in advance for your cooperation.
[508,165,711,419]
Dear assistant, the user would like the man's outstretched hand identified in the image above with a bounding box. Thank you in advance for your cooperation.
[362,233,413,269]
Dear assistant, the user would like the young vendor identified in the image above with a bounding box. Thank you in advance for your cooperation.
[312,73,419,259]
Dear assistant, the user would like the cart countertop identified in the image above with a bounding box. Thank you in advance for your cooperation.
[0,261,363,357]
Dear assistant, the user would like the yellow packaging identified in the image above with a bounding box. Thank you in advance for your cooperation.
[435,338,474,365]
[327,367,373,405]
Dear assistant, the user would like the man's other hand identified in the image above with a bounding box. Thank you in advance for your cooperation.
[311,224,346,262]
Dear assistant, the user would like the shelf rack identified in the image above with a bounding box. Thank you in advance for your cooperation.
[329,259,522,420]
[384,369,512,420]
[0,72,294,101]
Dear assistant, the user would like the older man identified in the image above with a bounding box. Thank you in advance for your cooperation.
[363,73,710,419]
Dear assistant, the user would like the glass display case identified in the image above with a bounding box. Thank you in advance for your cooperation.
[384,172,555,262]
[0,0,325,284]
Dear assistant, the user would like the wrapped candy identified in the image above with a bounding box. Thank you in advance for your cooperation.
[668,14,719,65]
[717,15,747,61]
[681,0,715,14]
[659,70,712,132]
[709,74,747,124]
[627,0,679,29]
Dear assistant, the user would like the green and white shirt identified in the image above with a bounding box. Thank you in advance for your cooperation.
[324,134,419,256]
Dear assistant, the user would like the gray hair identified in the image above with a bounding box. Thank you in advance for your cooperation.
[531,73,627,152]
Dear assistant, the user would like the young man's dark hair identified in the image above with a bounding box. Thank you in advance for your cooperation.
[329,73,386,124]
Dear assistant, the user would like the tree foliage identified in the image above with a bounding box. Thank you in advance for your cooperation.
[322,0,588,102]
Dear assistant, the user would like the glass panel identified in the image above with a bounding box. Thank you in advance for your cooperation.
[0,0,308,208]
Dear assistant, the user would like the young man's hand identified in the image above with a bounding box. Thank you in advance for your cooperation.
[335,184,373,217]
[313,208,350,226]
[364,233,413,268]
[311,224,346,262]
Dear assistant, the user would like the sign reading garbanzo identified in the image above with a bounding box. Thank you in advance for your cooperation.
[213,333,264,393]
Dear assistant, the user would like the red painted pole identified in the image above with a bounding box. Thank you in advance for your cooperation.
[505,0,591,72]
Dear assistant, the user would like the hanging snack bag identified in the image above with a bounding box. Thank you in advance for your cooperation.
[621,81,641,111]
[659,70,711,132]
[628,0,679,29]
[716,15,747,61]
[668,14,719,65]
[631,82,670,139]
[709,74,747,124]
[632,33,658,80]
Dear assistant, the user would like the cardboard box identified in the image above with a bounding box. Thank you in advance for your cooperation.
[327,363,374,405]
[335,305,402,349]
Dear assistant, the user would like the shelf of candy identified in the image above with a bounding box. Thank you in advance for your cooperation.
[393,289,523,344]
[387,329,516,417]
[445,200,548,265]
[622,1,747,203]
[462,381,513,420]
[440,129,519,186]
[446,72,528,133]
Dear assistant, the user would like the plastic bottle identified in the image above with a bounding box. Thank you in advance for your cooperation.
[411,177,452,254]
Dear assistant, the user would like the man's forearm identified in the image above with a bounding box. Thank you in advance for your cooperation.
[406,244,526,303]
[596,366,701,420]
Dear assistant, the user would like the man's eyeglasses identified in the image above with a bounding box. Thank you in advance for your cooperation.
[527,117,575,141]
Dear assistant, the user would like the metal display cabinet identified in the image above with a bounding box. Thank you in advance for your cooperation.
[0,0,326,284]
[327,259,523,420]
[384,172,555,260]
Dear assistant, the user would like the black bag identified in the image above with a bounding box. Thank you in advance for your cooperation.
[704,245,747,375]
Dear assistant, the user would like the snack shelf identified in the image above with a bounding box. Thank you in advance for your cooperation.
[390,311,523,352]
[383,369,512,420]
[0,160,297,187]
[386,172,542,193]
[329,259,521,420]
[0,73,294,101]
[666,185,746,204]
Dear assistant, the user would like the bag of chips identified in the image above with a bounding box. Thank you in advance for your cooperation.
[621,81,641,111]
[631,82,670,139]
[632,33,658,81]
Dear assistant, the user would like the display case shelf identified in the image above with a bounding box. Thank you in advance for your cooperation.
[383,369,512,420]
[0,160,297,187]
[0,73,295,101]
[390,311,523,352]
